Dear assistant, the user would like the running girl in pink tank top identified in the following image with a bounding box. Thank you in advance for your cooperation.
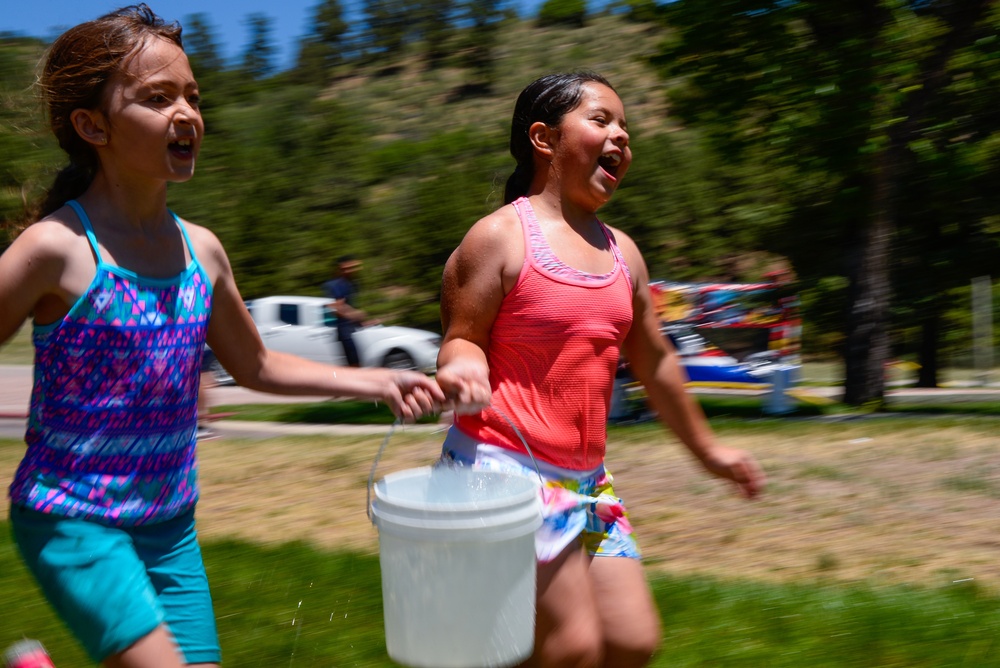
[436,72,766,668]
[0,7,443,667]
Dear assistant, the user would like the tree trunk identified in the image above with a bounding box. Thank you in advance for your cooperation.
[842,231,892,406]
[841,0,988,406]
[917,304,940,388]
[843,150,893,407]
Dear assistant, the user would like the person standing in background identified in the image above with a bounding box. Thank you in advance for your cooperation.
[323,255,375,367]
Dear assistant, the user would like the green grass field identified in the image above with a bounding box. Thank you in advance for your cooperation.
[2,413,1000,665]
[3,530,1000,666]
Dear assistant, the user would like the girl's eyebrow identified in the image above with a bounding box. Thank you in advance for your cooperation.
[136,77,198,93]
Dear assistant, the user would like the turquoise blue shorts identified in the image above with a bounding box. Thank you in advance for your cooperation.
[9,506,220,664]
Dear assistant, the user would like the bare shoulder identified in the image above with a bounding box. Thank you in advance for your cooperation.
[459,204,521,252]
[3,209,95,281]
[13,211,87,255]
[175,217,229,281]
[0,208,97,331]
[604,222,639,259]
[176,217,222,248]
[605,223,649,287]
[450,204,522,276]
[441,204,526,311]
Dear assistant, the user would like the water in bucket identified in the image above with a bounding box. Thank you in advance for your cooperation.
[370,466,542,668]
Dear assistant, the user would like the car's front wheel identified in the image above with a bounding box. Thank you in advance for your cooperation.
[382,350,416,371]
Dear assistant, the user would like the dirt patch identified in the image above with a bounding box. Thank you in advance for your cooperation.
[187,420,1000,591]
[602,422,1000,588]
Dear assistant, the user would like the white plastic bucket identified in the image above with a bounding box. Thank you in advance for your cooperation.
[370,465,543,668]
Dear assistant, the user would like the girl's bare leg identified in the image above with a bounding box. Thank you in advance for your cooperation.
[522,542,603,667]
[102,625,218,668]
[589,556,660,668]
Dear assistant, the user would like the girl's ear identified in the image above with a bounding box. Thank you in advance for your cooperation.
[70,108,109,147]
[528,121,558,161]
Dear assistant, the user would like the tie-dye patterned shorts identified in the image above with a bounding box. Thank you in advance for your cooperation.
[440,427,641,563]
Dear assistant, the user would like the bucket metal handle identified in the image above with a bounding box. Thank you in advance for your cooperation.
[367,408,545,523]
[367,419,401,522]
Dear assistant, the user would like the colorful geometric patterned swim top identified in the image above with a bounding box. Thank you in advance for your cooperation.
[8,200,213,526]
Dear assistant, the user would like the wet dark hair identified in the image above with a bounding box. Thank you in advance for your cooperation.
[33,4,183,219]
[503,71,615,205]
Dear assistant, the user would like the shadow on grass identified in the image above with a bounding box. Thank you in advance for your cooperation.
[219,397,831,426]
[613,396,829,424]
[621,396,1000,425]
[214,400,441,425]
[882,402,1000,416]
[697,396,827,419]
[218,395,997,428]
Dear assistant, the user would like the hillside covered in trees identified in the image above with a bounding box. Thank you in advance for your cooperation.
[2,0,999,405]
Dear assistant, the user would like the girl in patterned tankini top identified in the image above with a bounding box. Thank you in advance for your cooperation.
[0,6,443,668]
[435,72,767,667]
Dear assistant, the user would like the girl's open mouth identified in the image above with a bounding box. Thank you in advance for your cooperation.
[170,138,195,159]
[598,151,622,178]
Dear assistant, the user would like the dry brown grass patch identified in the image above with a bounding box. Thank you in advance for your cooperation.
[3,419,998,591]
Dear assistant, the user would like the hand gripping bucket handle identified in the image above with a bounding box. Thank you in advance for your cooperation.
[367,408,545,522]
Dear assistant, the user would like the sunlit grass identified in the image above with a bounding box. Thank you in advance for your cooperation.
[649,574,1000,666]
[2,413,1000,665]
[0,532,391,667]
[3,529,1000,666]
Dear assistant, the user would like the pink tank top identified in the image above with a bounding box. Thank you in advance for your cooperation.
[456,197,634,470]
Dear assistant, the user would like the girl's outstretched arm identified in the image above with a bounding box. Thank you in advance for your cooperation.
[190,223,444,422]
[615,228,765,499]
